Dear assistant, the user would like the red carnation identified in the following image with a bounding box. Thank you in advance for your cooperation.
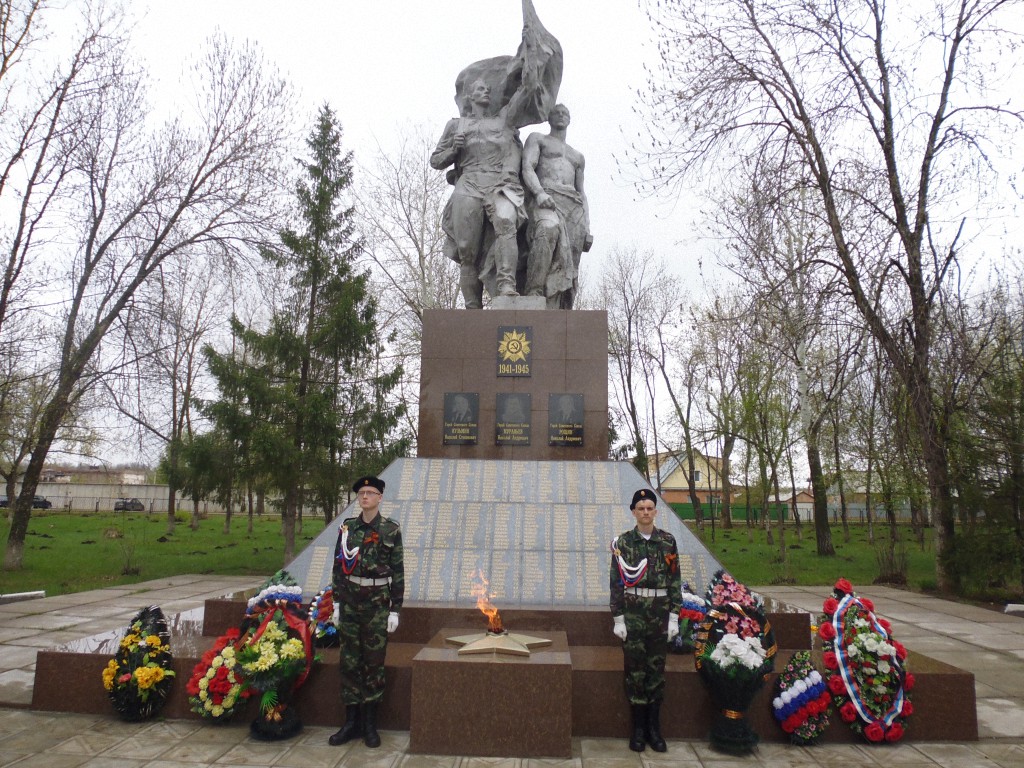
[904,672,915,691]
[878,618,892,633]
[822,650,839,670]
[864,721,885,742]
[819,622,837,641]
[901,699,914,716]
[782,715,798,733]
[861,597,875,612]
[840,701,858,723]
[894,641,908,661]
[828,674,847,694]
[885,722,905,742]
[806,699,821,716]
[818,690,832,707]
[834,578,853,594]
[186,678,200,696]
[822,597,839,615]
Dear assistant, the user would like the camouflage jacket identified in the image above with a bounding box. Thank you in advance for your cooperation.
[609,526,682,616]
[332,513,404,613]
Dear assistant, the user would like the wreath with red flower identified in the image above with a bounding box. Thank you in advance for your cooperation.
[772,650,831,744]
[185,627,253,720]
[818,578,913,743]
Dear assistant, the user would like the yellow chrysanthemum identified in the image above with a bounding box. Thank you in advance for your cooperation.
[134,665,165,690]
[145,635,162,649]
[102,660,119,691]
[280,638,305,660]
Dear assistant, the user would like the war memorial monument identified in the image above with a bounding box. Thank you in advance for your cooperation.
[29,0,979,757]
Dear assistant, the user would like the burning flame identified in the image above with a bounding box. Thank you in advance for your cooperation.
[470,569,504,633]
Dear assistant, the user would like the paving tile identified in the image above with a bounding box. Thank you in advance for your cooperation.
[396,754,462,768]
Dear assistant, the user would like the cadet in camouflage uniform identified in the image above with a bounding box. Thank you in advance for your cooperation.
[609,488,682,753]
[329,475,404,749]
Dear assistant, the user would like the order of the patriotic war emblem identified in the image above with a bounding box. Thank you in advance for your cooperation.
[497,327,532,377]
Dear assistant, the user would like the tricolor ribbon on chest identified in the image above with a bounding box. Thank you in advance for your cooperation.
[611,536,648,588]
[336,525,360,574]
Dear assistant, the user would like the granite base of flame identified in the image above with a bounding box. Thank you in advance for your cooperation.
[409,629,571,757]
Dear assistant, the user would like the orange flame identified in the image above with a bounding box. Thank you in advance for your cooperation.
[470,569,504,633]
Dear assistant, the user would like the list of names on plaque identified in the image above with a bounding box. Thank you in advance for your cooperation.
[520,550,549,602]
[303,547,331,596]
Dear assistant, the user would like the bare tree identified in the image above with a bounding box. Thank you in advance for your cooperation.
[3,16,295,568]
[357,124,459,448]
[600,246,672,479]
[637,0,1024,589]
[693,294,751,529]
[103,254,228,534]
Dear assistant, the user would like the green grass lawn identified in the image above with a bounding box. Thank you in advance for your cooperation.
[0,510,322,597]
[690,520,937,591]
[2,510,938,598]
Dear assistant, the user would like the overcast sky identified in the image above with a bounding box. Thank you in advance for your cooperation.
[130,0,712,289]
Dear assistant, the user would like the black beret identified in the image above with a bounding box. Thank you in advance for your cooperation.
[352,475,385,494]
[630,488,654,509]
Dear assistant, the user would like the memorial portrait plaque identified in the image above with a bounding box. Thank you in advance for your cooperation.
[443,392,479,445]
[496,326,533,377]
[548,393,584,446]
[496,392,531,445]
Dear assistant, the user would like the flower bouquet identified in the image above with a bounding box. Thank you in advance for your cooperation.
[308,587,339,647]
[670,585,707,654]
[693,570,777,754]
[102,606,175,721]
[186,627,252,721]
[238,570,315,740]
[772,650,831,744]
[819,578,913,743]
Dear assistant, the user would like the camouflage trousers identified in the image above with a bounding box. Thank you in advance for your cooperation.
[621,595,670,705]
[338,585,391,705]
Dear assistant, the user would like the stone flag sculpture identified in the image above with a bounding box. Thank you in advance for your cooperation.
[431,0,563,307]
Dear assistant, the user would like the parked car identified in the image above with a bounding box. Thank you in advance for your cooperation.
[114,497,145,512]
[2,496,51,508]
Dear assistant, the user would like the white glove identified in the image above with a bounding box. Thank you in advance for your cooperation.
[667,614,680,642]
[613,615,627,641]
[387,612,400,634]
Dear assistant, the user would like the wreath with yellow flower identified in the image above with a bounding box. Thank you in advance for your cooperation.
[185,627,252,720]
[238,570,315,740]
[102,606,175,721]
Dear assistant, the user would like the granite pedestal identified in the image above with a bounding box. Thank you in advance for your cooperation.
[409,629,572,757]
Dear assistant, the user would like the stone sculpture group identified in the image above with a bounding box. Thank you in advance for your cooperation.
[431,0,591,310]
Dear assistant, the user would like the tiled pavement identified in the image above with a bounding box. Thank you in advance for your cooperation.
[1,577,1023,767]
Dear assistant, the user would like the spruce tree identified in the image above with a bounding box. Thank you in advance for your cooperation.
[203,105,407,560]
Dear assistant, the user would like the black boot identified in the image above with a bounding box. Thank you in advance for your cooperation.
[362,702,381,748]
[629,703,646,752]
[328,704,361,746]
[646,701,667,752]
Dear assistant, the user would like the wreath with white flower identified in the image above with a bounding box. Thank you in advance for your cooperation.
[185,627,252,720]
[818,578,914,743]
[772,650,831,744]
